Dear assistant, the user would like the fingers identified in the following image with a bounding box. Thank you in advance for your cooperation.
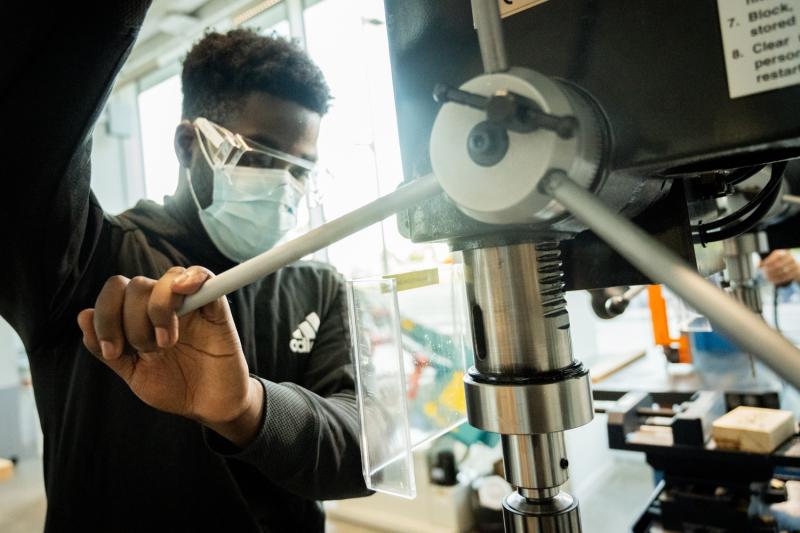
[760,250,798,286]
[78,308,101,358]
[93,276,129,359]
[763,263,780,284]
[78,308,134,380]
[148,266,192,348]
[170,266,229,325]
[86,266,218,356]
[123,275,160,353]
[772,253,792,270]
[126,267,210,351]
[765,271,786,286]
[170,266,213,295]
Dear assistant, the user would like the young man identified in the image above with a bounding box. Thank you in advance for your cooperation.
[0,2,369,531]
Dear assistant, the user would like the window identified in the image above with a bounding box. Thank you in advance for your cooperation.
[265,19,290,38]
[138,74,182,203]
[304,0,447,278]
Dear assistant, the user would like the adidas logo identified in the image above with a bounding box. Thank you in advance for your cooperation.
[289,312,320,354]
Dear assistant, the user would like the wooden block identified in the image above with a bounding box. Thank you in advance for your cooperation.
[712,406,796,454]
[0,458,13,482]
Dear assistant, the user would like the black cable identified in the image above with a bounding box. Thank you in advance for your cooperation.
[692,162,787,243]
[697,177,782,242]
[774,285,781,334]
[692,164,781,232]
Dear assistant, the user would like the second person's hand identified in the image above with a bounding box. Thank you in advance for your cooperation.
[761,250,800,287]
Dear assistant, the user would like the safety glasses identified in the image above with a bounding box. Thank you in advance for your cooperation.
[193,117,317,182]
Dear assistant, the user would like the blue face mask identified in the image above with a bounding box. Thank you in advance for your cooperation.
[187,165,305,263]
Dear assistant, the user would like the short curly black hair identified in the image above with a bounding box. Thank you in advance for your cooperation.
[181,29,331,121]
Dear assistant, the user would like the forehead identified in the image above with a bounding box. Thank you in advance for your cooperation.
[221,92,321,159]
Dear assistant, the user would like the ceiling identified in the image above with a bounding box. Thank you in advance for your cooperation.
[137,0,210,43]
[118,0,274,86]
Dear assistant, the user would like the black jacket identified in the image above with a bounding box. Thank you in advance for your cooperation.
[0,2,369,531]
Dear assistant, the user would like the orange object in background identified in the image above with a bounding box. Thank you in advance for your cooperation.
[647,285,692,363]
[0,458,12,483]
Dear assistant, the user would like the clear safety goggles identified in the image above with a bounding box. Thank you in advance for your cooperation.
[193,117,317,182]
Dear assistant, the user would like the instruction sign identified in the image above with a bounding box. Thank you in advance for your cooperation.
[717,0,800,98]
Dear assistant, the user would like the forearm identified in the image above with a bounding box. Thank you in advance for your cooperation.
[204,377,370,500]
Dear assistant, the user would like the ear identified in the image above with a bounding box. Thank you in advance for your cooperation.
[174,121,196,168]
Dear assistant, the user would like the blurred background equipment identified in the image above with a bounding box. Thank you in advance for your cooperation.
[383,0,800,531]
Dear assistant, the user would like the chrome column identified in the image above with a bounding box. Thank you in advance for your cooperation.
[463,242,593,532]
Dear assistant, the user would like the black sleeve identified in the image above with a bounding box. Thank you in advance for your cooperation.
[0,2,151,347]
[205,279,372,501]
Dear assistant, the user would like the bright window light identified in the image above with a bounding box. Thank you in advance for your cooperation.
[138,74,182,203]
[304,0,447,278]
